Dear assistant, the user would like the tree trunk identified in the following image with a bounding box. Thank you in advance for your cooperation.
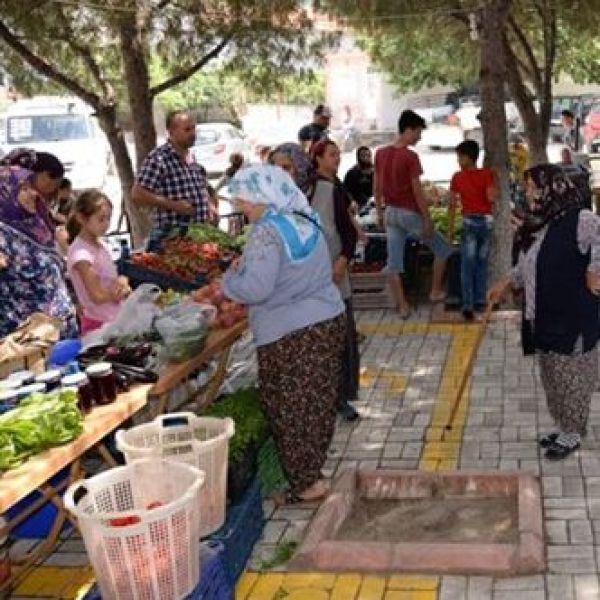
[479,0,513,284]
[116,14,156,247]
[119,15,157,168]
[95,105,151,249]
[504,50,549,164]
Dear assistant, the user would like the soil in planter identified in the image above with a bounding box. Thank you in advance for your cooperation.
[335,495,518,544]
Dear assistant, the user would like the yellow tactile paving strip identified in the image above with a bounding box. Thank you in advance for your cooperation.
[236,572,440,600]
[15,321,481,600]
[13,566,95,599]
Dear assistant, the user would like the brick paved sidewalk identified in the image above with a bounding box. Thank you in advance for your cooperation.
[10,308,600,599]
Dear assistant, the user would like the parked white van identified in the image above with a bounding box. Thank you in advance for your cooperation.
[0,96,111,189]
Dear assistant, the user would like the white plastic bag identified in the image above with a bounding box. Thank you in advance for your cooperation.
[155,303,216,342]
[155,303,217,363]
[105,284,163,338]
[82,284,163,347]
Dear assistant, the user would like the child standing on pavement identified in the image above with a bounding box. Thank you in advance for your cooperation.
[67,190,130,334]
[449,140,498,321]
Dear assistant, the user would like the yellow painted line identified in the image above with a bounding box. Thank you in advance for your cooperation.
[419,324,480,471]
[14,566,95,599]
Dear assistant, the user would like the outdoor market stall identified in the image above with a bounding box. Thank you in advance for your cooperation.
[0,384,151,594]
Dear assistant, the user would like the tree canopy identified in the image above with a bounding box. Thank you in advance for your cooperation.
[323,0,600,162]
[0,0,330,243]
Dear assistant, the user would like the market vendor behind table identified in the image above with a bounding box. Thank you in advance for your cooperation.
[0,151,76,338]
[131,110,218,248]
[222,164,346,505]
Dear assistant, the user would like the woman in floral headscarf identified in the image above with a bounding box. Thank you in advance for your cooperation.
[488,164,600,460]
[222,164,345,504]
[0,163,76,338]
[269,142,314,193]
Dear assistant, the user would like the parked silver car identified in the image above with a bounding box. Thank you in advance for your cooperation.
[191,122,251,177]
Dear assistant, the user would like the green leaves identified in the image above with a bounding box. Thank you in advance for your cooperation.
[203,387,268,464]
[0,389,83,471]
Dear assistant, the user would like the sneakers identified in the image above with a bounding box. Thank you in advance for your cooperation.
[338,400,360,422]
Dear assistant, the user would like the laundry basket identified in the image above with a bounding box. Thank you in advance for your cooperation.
[64,459,204,600]
[116,413,234,537]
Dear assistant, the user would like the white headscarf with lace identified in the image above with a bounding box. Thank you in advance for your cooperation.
[228,165,321,262]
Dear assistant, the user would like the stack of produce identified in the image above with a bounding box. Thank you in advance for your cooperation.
[351,261,385,273]
[430,206,463,243]
[191,281,247,329]
[187,223,244,251]
[0,389,83,471]
[130,225,242,283]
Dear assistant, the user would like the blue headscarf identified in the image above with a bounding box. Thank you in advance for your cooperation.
[228,165,321,262]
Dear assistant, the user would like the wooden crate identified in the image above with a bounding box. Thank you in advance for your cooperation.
[350,271,395,310]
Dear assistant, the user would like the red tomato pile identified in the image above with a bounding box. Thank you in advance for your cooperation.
[132,239,234,282]
[351,261,385,273]
[191,281,247,329]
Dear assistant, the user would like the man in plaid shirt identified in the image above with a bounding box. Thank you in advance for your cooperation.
[131,110,217,244]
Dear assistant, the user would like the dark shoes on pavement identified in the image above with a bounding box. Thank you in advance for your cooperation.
[539,432,581,460]
[545,441,580,460]
[539,432,559,448]
[339,400,360,422]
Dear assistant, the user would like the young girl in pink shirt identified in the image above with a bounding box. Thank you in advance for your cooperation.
[66,190,130,334]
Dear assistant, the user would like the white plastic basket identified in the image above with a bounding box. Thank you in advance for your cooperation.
[64,459,204,600]
[116,413,234,537]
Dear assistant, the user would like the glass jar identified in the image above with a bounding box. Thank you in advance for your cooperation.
[86,362,117,405]
[0,378,21,392]
[0,389,18,413]
[8,370,35,386]
[17,383,47,400]
[35,369,63,393]
[61,373,94,414]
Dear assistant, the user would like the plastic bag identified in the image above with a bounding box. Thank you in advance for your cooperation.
[219,331,258,394]
[155,303,216,341]
[155,303,217,363]
[83,284,162,347]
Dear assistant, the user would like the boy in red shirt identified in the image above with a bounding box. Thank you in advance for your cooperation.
[450,140,498,321]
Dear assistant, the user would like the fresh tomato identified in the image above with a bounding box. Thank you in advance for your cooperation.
[108,514,141,527]
[146,501,164,510]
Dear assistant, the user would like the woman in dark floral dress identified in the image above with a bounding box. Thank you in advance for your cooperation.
[0,160,76,338]
[222,164,345,504]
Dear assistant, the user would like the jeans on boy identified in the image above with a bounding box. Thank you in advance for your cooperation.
[460,215,492,311]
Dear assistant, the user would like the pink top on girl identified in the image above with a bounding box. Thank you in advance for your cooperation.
[67,236,120,325]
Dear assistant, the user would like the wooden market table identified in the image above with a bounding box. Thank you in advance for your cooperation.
[149,320,248,415]
[0,384,151,593]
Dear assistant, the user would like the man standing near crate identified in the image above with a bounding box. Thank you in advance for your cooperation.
[375,110,454,318]
[131,110,218,249]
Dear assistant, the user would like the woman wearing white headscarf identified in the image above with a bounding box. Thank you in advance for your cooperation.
[222,165,346,504]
